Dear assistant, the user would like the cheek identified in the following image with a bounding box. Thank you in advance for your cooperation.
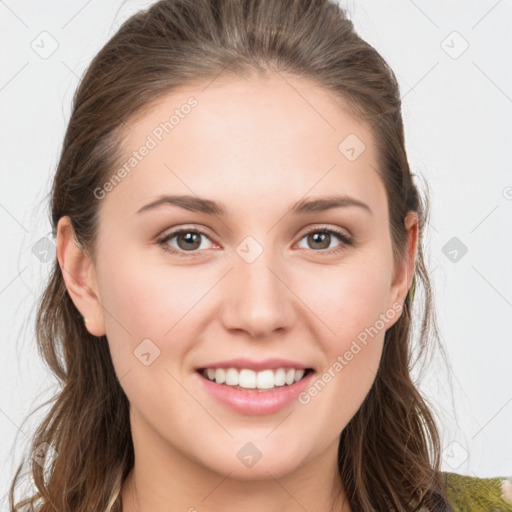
[97,248,207,341]
[95,249,225,402]
[294,254,393,343]
[292,252,392,409]
[340,268,392,337]
[296,270,389,436]
[95,256,201,413]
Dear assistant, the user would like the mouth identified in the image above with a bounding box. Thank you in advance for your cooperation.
[195,365,316,415]
[196,367,315,392]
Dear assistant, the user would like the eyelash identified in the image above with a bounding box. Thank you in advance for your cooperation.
[156,225,353,258]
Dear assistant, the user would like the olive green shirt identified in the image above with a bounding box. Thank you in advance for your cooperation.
[443,471,512,511]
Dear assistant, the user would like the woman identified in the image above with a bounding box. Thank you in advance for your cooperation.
[8,0,512,511]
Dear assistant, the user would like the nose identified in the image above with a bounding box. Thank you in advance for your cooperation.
[219,247,296,339]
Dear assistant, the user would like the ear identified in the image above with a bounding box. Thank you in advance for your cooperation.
[56,216,106,337]
[388,211,419,310]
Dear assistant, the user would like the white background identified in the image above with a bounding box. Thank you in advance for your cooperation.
[1,0,511,507]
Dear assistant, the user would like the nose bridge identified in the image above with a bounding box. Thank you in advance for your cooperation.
[220,237,294,337]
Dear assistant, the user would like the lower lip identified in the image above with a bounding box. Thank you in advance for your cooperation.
[195,370,315,416]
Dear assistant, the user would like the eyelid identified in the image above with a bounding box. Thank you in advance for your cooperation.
[299,224,352,240]
[157,224,216,242]
[156,226,216,253]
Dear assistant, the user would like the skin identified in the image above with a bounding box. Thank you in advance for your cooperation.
[57,72,418,512]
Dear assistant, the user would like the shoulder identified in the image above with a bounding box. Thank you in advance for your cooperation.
[442,471,512,511]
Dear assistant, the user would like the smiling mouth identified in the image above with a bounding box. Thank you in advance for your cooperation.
[196,367,315,392]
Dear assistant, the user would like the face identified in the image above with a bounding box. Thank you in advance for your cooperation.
[59,72,415,482]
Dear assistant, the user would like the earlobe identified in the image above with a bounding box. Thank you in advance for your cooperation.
[56,216,106,337]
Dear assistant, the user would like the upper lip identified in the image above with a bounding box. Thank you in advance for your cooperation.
[197,358,314,372]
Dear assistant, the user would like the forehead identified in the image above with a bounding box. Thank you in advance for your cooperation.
[102,73,387,219]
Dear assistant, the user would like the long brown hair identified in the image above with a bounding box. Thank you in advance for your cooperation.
[9,0,453,510]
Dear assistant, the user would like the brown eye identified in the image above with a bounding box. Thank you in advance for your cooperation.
[157,229,213,256]
[175,231,202,251]
[297,227,353,255]
[306,231,331,250]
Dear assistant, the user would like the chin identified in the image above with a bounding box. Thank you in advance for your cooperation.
[197,445,308,481]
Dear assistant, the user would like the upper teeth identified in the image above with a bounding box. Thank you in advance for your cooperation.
[202,367,307,389]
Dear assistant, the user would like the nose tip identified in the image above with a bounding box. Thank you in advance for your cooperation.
[219,256,294,338]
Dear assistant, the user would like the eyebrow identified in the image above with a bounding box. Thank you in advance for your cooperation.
[136,194,373,217]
